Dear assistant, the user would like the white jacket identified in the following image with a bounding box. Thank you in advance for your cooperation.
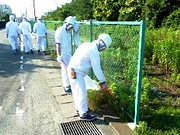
[68,41,105,82]
[19,20,32,35]
[6,20,19,36]
[33,21,47,36]
[73,23,80,34]
[55,24,71,55]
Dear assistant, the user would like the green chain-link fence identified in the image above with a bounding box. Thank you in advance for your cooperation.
[30,20,146,125]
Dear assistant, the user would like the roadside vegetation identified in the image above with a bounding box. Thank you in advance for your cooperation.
[42,0,180,134]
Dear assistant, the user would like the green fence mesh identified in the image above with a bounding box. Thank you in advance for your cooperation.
[30,20,145,123]
[92,22,140,120]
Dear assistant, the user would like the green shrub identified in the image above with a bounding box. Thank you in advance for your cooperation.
[176,74,180,84]
[141,78,153,105]
[145,28,180,74]
[171,73,177,83]
[87,90,102,110]
[0,14,9,21]
[162,8,180,30]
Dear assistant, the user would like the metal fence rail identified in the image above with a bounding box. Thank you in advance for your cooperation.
[30,20,146,125]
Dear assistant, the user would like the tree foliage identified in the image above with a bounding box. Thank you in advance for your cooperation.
[45,0,93,21]
[91,0,120,21]
[143,0,180,28]
[118,0,145,21]
[45,0,180,29]
[162,8,180,30]
[0,14,9,21]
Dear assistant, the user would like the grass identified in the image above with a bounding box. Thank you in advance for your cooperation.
[87,62,180,135]
[135,62,180,135]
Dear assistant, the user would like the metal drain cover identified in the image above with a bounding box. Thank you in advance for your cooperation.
[60,120,103,135]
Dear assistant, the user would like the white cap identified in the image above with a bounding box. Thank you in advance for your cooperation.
[73,16,77,21]
[65,16,75,26]
[98,34,112,48]
[9,15,14,21]
[23,16,27,20]
[37,17,42,20]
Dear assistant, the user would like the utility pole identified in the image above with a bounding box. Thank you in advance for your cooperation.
[33,0,36,20]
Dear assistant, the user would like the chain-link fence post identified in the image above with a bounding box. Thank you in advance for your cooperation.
[134,20,146,125]
[44,20,48,49]
[90,20,94,79]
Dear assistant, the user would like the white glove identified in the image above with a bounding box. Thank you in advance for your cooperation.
[57,56,62,62]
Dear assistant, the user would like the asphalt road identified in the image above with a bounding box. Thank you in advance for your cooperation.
[0,30,63,135]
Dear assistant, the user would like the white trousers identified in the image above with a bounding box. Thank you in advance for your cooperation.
[61,55,71,88]
[36,36,46,51]
[8,35,19,50]
[69,72,88,116]
[23,34,33,52]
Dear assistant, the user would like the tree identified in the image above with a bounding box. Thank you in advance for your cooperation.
[118,0,146,21]
[0,14,9,21]
[45,0,93,21]
[72,0,93,20]
[162,8,180,29]
[142,0,180,28]
[91,0,120,21]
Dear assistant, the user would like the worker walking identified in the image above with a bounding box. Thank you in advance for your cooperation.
[5,15,20,55]
[19,16,34,54]
[33,17,47,55]
[72,16,80,48]
[55,16,75,94]
[68,34,112,121]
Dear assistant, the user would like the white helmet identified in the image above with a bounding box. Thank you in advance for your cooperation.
[37,17,42,20]
[23,16,27,21]
[98,34,112,48]
[65,16,75,26]
[73,16,77,21]
[9,15,14,21]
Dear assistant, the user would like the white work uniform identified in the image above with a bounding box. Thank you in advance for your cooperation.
[19,20,33,52]
[72,23,80,47]
[5,20,19,51]
[55,24,71,89]
[33,20,47,51]
[68,41,105,116]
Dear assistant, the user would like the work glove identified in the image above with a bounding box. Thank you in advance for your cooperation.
[99,82,107,92]
[57,56,62,62]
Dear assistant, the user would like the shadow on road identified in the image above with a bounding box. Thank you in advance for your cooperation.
[0,43,21,77]
[0,43,60,78]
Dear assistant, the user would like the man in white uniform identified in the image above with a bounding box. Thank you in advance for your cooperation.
[72,16,80,48]
[55,16,75,94]
[33,17,47,55]
[19,16,34,54]
[68,34,112,121]
[5,15,20,55]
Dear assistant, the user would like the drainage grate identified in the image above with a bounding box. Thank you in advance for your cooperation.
[60,121,103,135]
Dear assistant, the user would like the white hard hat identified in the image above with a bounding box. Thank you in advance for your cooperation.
[37,17,42,20]
[9,15,14,21]
[73,16,77,21]
[98,34,112,48]
[65,16,75,26]
[23,16,27,20]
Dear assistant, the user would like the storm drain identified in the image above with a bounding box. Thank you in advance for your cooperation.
[60,121,103,135]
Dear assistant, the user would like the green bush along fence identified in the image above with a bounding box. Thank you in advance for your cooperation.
[30,20,146,125]
[145,28,180,75]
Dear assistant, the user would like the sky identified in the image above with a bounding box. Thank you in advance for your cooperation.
[0,0,71,18]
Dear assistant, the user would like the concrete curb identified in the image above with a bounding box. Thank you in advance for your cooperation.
[95,111,135,135]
